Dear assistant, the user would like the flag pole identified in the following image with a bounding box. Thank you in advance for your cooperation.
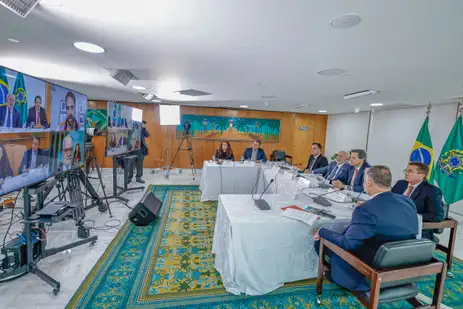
[458,101,463,118]
[426,102,431,118]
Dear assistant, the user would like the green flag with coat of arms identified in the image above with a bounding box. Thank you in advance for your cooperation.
[434,114,463,204]
[13,72,27,126]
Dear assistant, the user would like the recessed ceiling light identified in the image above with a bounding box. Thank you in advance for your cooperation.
[318,110,327,113]
[7,38,19,43]
[370,103,383,107]
[240,105,248,108]
[330,13,361,29]
[73,42,105,54]
[264,102,269,106]
[317,68,346,76]
[132,85,146,90]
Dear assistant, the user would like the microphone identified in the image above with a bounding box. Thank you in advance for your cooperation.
[254,179,274,210]
[302,188,341,207]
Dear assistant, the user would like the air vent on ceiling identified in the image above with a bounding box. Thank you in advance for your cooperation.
[108,69,137,86]
[0,0,40,17]
[294,104,311,109]
[379,103,413,110]
[344,90,378,100]
[176,89,211,96]
[261,95,276,99]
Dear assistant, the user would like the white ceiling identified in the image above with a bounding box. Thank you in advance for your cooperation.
[1,0,463,114]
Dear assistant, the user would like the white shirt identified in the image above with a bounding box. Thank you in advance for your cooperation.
[3,107,13,128]
[309,155,320,170]
[31,151,37,169]
[403,181,423,197]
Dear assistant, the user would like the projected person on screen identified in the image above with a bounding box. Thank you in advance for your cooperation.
[0,145,14,180]
[19,137,48,175]
[58,135,74,172]
[73,143,82,164]
[0,94,21,128]
[26,96,49,128]
[128,120,149,184]
[59,92,79,131]
[109,133,117,148]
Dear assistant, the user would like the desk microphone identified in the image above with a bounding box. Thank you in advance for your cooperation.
[303,188,341,207]
[254,179,274,210]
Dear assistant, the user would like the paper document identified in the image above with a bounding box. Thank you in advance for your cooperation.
[281,207,319,226]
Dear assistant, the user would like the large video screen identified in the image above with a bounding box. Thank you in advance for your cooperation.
[0,139,50,196]
[0,66,49,132]
[48,131,85,176]
[49,84,87,132]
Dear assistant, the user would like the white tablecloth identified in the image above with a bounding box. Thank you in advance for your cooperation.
[200,161,263,201]
[212,193,354,295]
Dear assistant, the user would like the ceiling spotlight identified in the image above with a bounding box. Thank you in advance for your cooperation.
[132,85,146,90]
[7,38,19,43]
[317,68,346,76]
[330,13,361,29]
[344,90,378,100]
[318,110,327,113]
[370,103,384,107]
[240,105,248,108]
[73,42,105,54]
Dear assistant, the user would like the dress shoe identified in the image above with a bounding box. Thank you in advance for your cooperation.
[136,178,145,184]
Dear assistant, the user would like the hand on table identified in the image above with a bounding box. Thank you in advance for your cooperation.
[355,200,365,207]
[313,228,320,241]
[332,180,345,190]
[304,169,312,174]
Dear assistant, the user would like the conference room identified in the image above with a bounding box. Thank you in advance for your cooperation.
[0,1,462,309]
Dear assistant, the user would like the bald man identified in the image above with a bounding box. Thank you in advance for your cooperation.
[311,150,350,181]
[0,93,21,128]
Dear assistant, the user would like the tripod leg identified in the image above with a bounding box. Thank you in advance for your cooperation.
[168,135,185,170]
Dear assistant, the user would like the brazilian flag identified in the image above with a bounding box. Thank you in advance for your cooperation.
[409,117,434,182]
[435,115,463,204]
[13,72,27,126]
[0,67,9,105]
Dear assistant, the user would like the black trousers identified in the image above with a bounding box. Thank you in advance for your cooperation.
[128,150,145,179]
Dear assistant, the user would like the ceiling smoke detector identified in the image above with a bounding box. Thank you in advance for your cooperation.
[330,13,361,29]
[0,0,40,18]
[317,68,346,76]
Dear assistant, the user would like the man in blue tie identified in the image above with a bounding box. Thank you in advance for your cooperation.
[310,150,349,181]
[0,93,21,128]
[19,137,48,174]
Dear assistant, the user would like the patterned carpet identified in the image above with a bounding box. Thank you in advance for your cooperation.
[67,185,463,309]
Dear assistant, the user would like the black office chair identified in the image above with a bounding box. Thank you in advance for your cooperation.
[317,239,447,309]
[270,150,292,165]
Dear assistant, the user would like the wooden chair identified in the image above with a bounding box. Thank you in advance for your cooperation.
[422,204,458,277]
[316,238,447,309]
[270,150,292,165]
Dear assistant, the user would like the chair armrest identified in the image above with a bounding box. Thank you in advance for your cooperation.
[321,238,375,279]
[285,155,293,159]
[422,218,457,230]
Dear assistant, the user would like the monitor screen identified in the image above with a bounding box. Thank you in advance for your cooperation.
[0,138,50,196]
[0,66,49,132]
[49,84,87,132]
[48,131,85,176]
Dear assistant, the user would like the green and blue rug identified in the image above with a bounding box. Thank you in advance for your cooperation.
[67,185,463,309]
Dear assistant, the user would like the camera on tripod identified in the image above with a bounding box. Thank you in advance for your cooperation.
[183,120,191,135]
[85,128,102,143]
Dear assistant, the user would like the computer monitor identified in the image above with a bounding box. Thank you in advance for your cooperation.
[106,102,142,156]
[0,66,49,132]
[48,131,85,176]
[49,84,87,132]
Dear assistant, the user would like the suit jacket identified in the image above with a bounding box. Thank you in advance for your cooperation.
[319,192,418,291]
[26,107,48,128]
[334,161,371,192]
[242,147,267,162]
[313,161,349,180]
[18,148,49,174]
[392,180,444,222]
[215,150,235,161]
[141,128,150,156]
[305,155,328,171]
[0,106,21,128]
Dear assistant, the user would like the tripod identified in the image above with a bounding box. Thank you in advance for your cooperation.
[167,131,196,180]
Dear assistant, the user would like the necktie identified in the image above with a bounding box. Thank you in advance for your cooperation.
[309,157,317,170]
[37,110,41,125]
[327,165,339,180]
[251,150,257,161]
[6,109,11,127]
[31,152,37,169]
[405,186,414,197]
[351,168,359,185]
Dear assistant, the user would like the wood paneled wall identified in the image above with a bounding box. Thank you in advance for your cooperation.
[88,100,328,169]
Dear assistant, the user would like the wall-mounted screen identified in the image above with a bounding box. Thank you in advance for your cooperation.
[0,138,50,196]
[0,66,49,132]
[48,131,85,175]
[49,85,87,132]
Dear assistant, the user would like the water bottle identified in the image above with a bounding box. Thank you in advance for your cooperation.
[240,156,244,163]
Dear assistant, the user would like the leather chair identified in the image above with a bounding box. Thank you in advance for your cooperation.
[270,150,292,165]
[422,204,458,276]
[316,238,447,309]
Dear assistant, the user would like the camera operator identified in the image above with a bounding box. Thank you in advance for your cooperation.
[128,120,149,184]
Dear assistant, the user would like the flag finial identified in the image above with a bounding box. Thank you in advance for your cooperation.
[426,103,432,117]
[459,101,463,115]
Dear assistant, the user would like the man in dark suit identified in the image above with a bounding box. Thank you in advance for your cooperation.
[304,143,328,172]
[392,162,444,238]
[128,120,150,184]
[0,93,21,128]
[242,140,267,162]
[311,150,349,181]
[25,95,48,128]
[332,149,370,192]
[18,137,49,174]
[314,165,418,291]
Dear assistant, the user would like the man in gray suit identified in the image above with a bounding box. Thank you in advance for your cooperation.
[310,150,349,181]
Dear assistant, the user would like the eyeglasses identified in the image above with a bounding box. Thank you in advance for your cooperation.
[63,147,73,153]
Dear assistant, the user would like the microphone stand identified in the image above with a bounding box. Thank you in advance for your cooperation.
[254,179,274,210]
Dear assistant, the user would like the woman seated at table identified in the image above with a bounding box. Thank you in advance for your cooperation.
[215,141,235,161]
